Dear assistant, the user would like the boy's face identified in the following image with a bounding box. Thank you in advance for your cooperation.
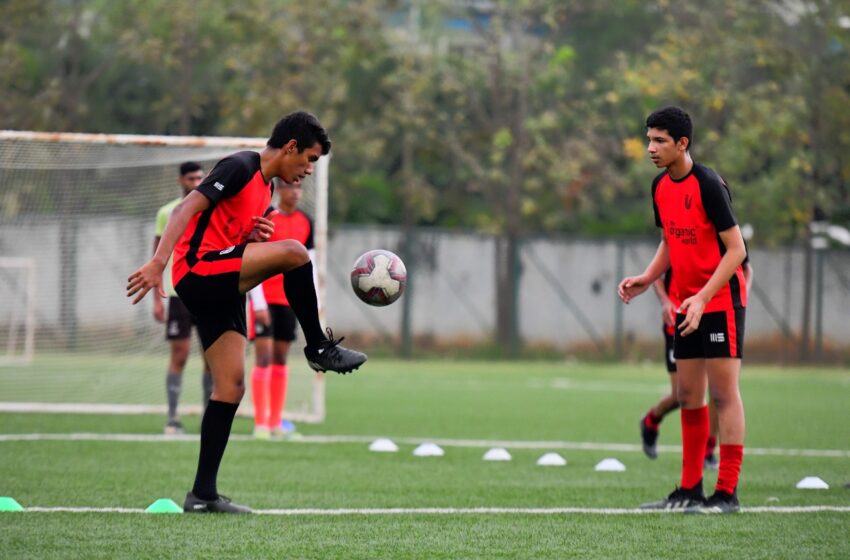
[277,182,303,209]
[178,169,204,194]
[646,127,687,169]
[279,141,323,184]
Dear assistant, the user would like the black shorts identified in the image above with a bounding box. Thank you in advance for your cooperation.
[165,297,196,340]
[674,308,745,360]
[175,244,247,351]
[663,328,677,373]
[254,304,298,342]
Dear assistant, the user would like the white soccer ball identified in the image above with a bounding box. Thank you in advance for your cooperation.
[350,249,407,306]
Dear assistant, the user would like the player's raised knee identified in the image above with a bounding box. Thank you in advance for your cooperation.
[213,379,246,403]
[269,239,308,267]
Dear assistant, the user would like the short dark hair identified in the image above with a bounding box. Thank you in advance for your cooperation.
[179,161,202,176]
[646,106,693,148]
[267,111,331,155]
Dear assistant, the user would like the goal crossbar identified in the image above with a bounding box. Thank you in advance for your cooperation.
[0,130,267,148]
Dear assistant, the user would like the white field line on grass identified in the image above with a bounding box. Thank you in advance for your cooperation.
[21,506,850,515]
[0,379,668,416]
[2,432,849,458]
[0,402,318,422]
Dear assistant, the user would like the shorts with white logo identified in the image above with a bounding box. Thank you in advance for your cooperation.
[175,244,247,350]
[674,308,745,360]
[165,297,196,340]
[663,328,677,373]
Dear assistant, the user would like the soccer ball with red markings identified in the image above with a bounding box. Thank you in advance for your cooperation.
[350,249,407,306]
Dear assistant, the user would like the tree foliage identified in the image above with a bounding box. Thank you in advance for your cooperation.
[2,0,849,244]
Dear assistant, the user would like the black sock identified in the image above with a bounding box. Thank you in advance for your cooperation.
[191,399,239,500]
[283,261,326,347]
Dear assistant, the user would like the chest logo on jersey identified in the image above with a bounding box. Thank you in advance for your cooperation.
[667,221,698,245]
[684,194,693,210]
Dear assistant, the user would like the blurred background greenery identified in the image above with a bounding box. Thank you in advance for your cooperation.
[3,0,849,242]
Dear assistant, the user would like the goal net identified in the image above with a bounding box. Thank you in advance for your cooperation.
[0,131,327,422]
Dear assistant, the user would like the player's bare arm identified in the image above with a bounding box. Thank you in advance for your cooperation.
[618,237,670,304]
[152,235,166,322]
[678,225,746,336]
[127,191,211,304]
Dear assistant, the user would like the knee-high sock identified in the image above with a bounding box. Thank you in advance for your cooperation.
[715,444,744,494]
[166,372,182,422]
[251,365,271,428]
[283,262,325,347]
[268,364,288,428]
[680,406,709,489]
[192,400,239,500]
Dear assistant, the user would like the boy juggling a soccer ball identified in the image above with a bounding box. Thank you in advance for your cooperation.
[618,106,747,514]
[128,111,366,514]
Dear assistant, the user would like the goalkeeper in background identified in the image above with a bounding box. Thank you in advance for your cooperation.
[153,162,213,434]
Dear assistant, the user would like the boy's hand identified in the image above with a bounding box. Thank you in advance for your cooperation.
[678,295,707,336]
[661,300,676,327]
[254,308,270,327]
[245,216,274,243]
[128,260,166,304]
[618,275,651,304]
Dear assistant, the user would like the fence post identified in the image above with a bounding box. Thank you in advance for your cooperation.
[511,235,522,357]
[400,227,415,359]
[614,239,625,359]
[60,213,79,351]
[810,213,829,362]
[495,233,520,358]
[814,249,824,361]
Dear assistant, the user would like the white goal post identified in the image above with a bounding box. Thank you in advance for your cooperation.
[0,130,328,422]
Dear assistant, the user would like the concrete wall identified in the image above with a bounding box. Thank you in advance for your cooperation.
[2,219,849,348]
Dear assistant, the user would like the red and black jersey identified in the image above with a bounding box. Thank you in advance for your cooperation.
[652,163,747,313]
[260,208,314,305]
[172,151,272,285]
